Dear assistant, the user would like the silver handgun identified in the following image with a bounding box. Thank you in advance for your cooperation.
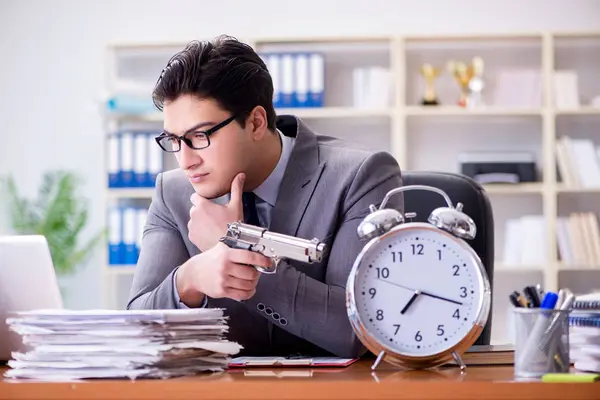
[219,221,326,274]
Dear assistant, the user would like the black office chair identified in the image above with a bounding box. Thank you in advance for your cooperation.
[401,170,494,346]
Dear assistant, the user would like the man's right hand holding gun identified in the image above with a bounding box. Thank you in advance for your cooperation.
[175,241,272,307]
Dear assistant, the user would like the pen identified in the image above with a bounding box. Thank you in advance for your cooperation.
[541,292,559,310]
[285,353,308,360]
[524,286,541,308]
[542,290,574,341]
[509,291,529,308]
[509,292,522,308]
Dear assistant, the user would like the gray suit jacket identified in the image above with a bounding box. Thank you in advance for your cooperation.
[127,115,404,358]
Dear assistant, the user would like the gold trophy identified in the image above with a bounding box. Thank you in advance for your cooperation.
[447,57,485,108]
[420,63,441,106]
[468,56,485,107]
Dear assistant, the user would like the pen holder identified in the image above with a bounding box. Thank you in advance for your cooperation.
[513,308,570,378]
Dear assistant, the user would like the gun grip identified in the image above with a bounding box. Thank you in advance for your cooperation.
[219,236,277,274]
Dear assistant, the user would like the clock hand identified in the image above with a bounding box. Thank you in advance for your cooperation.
[420,291,463,306]
[375,278,415,293]
[400,290,421,314]
[376,278,464,306]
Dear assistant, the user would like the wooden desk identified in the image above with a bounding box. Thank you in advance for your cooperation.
[1,361,598,400]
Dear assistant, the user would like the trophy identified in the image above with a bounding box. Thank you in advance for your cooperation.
[419,63,442,106]
[447,57,485,108]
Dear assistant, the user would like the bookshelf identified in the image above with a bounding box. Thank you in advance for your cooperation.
[102,32,600,344]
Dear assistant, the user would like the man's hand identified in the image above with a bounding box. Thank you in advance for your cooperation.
[188,172,245,252]
[175,242,271,306]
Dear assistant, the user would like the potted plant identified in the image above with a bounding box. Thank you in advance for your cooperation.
[2,170,105,292]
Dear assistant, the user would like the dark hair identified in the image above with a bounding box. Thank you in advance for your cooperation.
[153,35,276,131]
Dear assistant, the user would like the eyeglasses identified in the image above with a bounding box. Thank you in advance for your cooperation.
[155,115,237,153]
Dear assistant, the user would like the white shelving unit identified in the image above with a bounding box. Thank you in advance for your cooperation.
[102,32,600,344]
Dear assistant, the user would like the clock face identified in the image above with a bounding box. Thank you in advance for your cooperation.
[349,223,488,358]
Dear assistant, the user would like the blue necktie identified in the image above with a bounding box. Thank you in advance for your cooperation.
[242,192,260,226]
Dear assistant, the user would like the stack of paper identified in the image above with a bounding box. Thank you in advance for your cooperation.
[4,308,242,381]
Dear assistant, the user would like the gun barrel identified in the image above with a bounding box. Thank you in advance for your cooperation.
[227,222,325,264]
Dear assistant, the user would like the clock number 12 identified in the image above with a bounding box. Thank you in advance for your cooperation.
[411,244,424,255]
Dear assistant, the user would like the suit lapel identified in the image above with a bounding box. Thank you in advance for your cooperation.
[268,116,326,237]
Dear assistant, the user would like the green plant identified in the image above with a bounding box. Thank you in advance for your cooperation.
[2,170,105,276]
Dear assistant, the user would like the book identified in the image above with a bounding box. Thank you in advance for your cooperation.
[446,344,515,366]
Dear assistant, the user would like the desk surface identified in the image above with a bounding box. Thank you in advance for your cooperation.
[1,361,598,400]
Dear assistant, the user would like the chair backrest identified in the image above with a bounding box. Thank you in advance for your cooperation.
[400,171,494,346]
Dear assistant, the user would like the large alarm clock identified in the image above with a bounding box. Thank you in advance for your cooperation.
[346,185,491,371]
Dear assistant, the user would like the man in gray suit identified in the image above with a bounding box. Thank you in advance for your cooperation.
[127,35,404,358]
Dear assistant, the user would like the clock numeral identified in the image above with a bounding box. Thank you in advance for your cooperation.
[460,286,467,298]
[452,265,460,276]
[368,288,376,299]
[376,267,390,279]
[437,249,442,260]
[391,251,403,263]
[453,309,460,319]
[411,244,424,255]
[437,325,445,336]
[414,330,423,342]
[376,309,384,321]
[393,324,401,335]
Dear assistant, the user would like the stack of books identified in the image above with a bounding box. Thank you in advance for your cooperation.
[4,308,242,381]
[570,292,600,373]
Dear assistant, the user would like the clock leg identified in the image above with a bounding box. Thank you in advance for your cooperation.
[452,351,467,372]
[371,351,386,371]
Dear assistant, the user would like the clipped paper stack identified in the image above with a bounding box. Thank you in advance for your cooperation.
[4,308,242,381]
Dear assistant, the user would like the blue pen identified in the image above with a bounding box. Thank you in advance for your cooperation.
[540,292,559,309]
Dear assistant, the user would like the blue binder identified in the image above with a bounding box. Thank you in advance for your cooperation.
[120,132,135,188]
[261,52,282,109]
[280,53,295,107]
[122,207,137,264]
[133,132,149,187]
[108,207,122,265]
[147,132,162,187]
[294,53,310,108]
[308,52,324,107]
[108,134,121,188]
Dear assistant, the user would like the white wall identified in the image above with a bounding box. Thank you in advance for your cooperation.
[1,0,599,310]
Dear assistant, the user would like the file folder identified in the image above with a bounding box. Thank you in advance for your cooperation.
[133,133,148,188]
[280,53,295,107]
[263,53,282,108]
[122,207,138,265]
[294,53,309,107]
[120,132,134,188]
[309,53,324,107]
[148,133,163,187]
[108,135,120,188]
[108,208,122,265]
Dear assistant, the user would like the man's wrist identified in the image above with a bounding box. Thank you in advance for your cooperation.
[175,258,206,308]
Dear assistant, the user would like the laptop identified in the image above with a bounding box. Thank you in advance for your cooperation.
[0,235,63,363]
